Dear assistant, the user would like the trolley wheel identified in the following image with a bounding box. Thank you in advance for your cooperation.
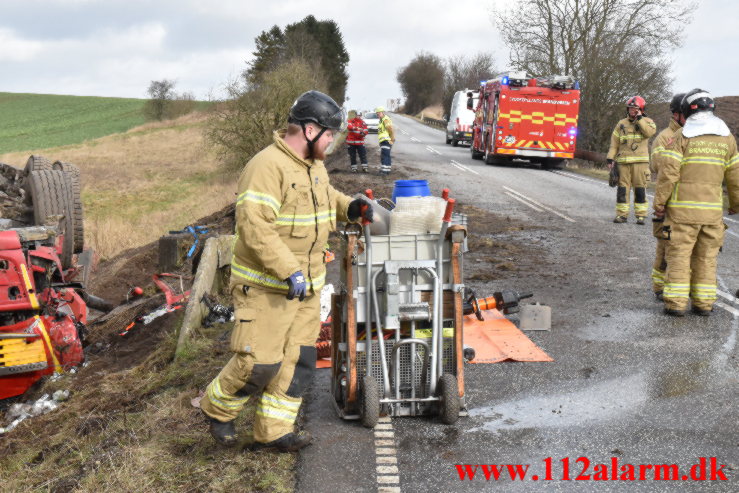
[360,375,380,428]
[437,373,460,424]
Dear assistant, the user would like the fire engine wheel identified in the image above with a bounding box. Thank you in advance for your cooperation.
[360,375,380,428]
[541,158,567,170]
[484,148,498,165]
[29,170,75,269]
[437,373,460,425]
[52,161,84,253]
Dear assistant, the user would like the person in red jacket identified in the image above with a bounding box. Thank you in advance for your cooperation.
[346,110,369,172]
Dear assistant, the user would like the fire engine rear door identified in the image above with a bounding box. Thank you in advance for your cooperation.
[512,93,557,151]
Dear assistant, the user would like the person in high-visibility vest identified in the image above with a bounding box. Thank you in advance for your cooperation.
[654,88,739,316]
[376,106,396,175]
[649,92,685,300]
[606,96,657,224]
[200,90,374,451]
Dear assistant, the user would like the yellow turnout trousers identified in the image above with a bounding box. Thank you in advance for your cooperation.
[201,285,320,443]
[663,222,724,311]
[616,162,650,218]
[652,219,667,293]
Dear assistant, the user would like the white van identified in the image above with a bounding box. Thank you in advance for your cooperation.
[445,89,478,146]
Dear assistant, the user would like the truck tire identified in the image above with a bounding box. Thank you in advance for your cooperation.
[541,158,567,170]
[445,133,452,145]
[52,161,84,253]
[24,155,53,175]
[451,138,459,147]
[29,170,74,268]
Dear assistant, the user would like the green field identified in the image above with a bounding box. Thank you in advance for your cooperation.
[0,92,148,153]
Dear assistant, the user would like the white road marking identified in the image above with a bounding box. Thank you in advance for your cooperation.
[503,186,577,222]
[451,162,467,173]
[374,419,402,492]
[718,289,737,304]
[425,145,441,155]
[450,160,480,175]
[410,136,420,143]
[716,301,739,317]
[504,191,544,212]
[551,170,608,187]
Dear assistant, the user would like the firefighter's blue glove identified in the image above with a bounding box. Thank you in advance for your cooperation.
[286,271,306,301]
[348,198,374,223]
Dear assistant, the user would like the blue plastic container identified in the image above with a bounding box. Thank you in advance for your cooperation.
[392,180,431,202]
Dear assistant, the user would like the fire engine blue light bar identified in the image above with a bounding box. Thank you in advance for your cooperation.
[501,76,509,85]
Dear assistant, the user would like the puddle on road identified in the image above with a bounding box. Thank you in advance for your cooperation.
[467,374,648,434]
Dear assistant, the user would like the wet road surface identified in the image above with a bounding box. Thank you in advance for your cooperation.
[298,114,739,492]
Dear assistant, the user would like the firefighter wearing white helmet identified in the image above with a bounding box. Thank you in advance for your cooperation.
[606,96,657,224]
[654,88,739,316]
[649,92,686,299]
[375,106,396,175]
[200,90,374,450]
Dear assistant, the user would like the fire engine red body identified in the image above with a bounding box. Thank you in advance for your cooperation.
[0,229,87,399]
[470,73,581,169]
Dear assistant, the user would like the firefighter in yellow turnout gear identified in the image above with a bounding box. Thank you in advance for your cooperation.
[607,96,657,224]
[649,93,685,298]
[654,88,739,316]
[201,91,374,451]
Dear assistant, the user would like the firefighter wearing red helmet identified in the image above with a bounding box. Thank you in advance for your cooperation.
[648,92,686,299]
[606,95,657,224]
[653,88,739,316]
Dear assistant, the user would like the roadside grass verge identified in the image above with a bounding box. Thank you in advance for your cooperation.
[0,112,236,260]
[0,321,294,492]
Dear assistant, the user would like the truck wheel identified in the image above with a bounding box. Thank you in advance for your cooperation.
[445,133,451,145]
[541,158,566,170]
[437,373,460,424]
[52,161,84,253]
[451,138,459,147]
[360,375,380,428]
[29,170,74,268]
[24,155,53,175]
[484,148,498,165]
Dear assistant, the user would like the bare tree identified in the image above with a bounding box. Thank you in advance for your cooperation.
[494,0,693,154]
[443,52,497,118]
[145,79,176,121]
[397,52,445,115]
[205,59,329,171]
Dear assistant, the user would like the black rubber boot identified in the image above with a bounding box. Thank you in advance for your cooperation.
[613,216,627,224]
[654,291,663,302]
[251,432,313,453]
[636,217,646,225]
[207,416,239,447]
[664,307,686,317]
[691,306,713,317]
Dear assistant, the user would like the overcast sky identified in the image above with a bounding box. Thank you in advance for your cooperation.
[0,0,736,111]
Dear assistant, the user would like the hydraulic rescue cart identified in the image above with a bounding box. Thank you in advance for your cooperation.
[330,191,467,427]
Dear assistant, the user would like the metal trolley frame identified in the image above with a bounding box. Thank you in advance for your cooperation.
[330,200,467,427]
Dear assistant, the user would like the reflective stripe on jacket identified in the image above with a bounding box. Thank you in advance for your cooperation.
[654,125,739,225]
[378,115,395,143]
[231,130,354,294]
[346,117,368,145]
[606,117,657,164]
[650,119,681,174]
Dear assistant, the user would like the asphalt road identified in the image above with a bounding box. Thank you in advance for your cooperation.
[298,114,738,492]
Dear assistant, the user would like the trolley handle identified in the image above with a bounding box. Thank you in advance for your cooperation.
[442,188,450,200]
[443,198,456,223]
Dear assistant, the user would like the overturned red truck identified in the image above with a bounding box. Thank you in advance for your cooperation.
[469,71,581,169]
[0,157,95,399]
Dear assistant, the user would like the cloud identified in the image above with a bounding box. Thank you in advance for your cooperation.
[0,28,45,62]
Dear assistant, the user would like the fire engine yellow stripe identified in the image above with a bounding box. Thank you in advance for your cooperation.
[515,140,526,147]
[509,118,521,123]
[20,264,40,309]
[543,116,554,122]
[554,121,565,126]
[520,115,532,120]
[510,110,521,115]
[532,120,544,124]
[532,112,544,116]
[545,142,555,149]
[565,117,578,123]
[555,113,566,118]
[35,316,62,373]
[556,142,565,150]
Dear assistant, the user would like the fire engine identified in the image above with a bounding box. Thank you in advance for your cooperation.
[468,71,580,169]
